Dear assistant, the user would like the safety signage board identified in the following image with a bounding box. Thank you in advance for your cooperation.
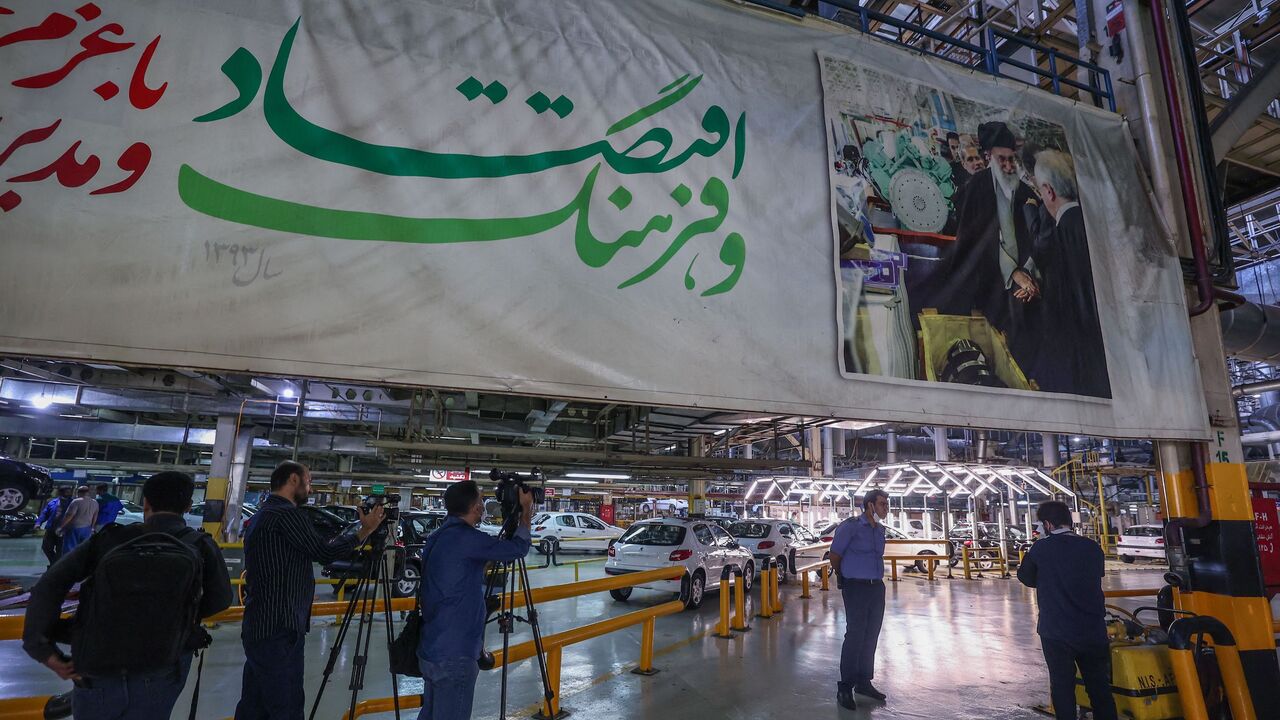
[1253,497,1280,597]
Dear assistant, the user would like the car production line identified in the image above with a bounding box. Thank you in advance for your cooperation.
[0,534,1170,719]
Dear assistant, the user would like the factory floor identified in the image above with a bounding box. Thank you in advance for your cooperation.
[0,535,1184,719]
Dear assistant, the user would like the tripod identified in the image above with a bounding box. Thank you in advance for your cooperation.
[309,527,401,720]
[483,519,557,720]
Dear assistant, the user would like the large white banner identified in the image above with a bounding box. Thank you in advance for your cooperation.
[0,0,1207,439]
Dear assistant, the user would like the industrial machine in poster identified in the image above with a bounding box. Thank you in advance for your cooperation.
[820,54,1110,399]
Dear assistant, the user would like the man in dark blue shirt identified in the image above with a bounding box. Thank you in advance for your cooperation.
[235,461,383,720]
[417,480,532,720]
[36,486,73,567]
[1017,500,1117,720]
[829,489,890,710]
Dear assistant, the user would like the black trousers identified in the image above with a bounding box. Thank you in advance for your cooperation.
[235,630,306,720]
[1042,637,1117,720]
[839,579,885,686]
[41,529,61,566]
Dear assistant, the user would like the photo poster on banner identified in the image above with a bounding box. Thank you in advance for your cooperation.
[820,53,1109,399]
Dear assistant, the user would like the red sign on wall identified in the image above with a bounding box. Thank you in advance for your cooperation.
[600,504,616,525]
[1253,497,1280,598]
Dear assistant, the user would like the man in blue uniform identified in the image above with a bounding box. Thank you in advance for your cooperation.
[829,488,890,710]
[1017,500,1117,720]
[417,480,532,720]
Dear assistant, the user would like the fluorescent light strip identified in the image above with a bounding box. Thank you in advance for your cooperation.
[565,472,630,480]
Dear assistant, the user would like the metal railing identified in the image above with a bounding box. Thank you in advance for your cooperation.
[746,0,1115,111]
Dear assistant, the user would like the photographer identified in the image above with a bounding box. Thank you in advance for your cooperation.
[23,471,233,719]
[828,489,890,711]
[417,479,533,720]
[235,461,383,720]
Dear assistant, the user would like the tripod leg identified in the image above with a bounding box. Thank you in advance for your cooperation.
[308,568,369,720]
[379,554,402,720]
[516,557,558,718]
[348,548,382,720]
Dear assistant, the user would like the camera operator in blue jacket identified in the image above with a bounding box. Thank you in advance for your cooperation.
[417,480,532,720]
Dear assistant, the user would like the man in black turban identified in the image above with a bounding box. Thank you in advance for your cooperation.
[937,121,1043,379]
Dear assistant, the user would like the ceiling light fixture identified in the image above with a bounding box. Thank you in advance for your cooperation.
[565,472,630,480]
[31,396,54,410]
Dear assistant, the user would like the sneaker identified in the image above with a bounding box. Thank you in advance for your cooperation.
[855,682,887,702]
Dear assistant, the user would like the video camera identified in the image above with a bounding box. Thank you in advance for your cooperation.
[489,468,544,533]
[360,492,401,526]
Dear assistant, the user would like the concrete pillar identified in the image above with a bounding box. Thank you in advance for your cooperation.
[886,428,898,463]
[1042,433,1060,468]
[207,415,254,541]
[688,436,707,518]
[821,428,834,477]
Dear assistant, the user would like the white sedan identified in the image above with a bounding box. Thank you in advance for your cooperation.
[531,512,624,554]
[1117,524,1167,563]
[605,518,754,609]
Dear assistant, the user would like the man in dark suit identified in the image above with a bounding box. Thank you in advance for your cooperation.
[1031,150,1111,398]
[941,121,1043,375]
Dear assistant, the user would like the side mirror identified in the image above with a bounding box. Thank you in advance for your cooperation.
[728,540,740,549]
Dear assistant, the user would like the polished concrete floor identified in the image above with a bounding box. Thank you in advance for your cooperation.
[0,535,1181,719]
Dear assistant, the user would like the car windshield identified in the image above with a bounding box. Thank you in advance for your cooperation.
[727,522,771,538]
[619,523,686,546]
[121,501,142,512]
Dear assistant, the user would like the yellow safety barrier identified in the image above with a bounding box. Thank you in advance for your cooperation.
[960,545,1009,579]
[1166,616,1257,720]
[732,570,750,632]
[887,554,942,582]
[0,695,52,720]
[770,560,783,614]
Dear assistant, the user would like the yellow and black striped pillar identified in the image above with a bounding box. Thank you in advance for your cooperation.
[1158,439,1279,716]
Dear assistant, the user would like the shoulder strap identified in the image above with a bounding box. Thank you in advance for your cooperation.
[188,650,204,720]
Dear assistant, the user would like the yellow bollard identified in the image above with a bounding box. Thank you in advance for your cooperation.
[732,571,749,631]
[715,575,732,638]
[890,559,899,582]
[539,646,563,719]
[574,563,579,583]
[771,563,783,614]
[631,617,660,676]
[800,568,812,599]
[821,564,830,591]
[758,561,774,619]
[962,546,973,580]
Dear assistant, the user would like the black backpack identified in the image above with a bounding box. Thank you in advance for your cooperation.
[71,525,206,676]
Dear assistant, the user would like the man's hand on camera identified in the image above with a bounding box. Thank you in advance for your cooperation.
[356,504,385,541]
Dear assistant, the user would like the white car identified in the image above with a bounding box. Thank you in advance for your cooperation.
[1117,524,1167,563]
[901,518,945,539]
[185,501,255,530]
[605,518,755,609]
[814,518,949,572]
[727,518,819,582]
[531,512,624,554]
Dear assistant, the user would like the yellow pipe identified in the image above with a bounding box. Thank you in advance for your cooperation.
[771,564,783,614]
[732,573,748,631]
[1102,588,1160,598]
[498,565,685,610]
[489,599,685,667]
[821,565,830,592]
[0,696,53,720]
[800,568,812,599]
[758,561,773,619]
[715,575,732,638]
[1169,648,1210,720]
[342,694,423,719]
[544,646,563,718]
[1215,644,1258,720]
[638,617,656,672]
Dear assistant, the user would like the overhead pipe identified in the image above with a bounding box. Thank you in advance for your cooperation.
[1232,378,1280,398]
[1147,0,1245,316]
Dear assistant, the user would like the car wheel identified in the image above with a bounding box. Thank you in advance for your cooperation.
[395,564,420,598]
[538,538,558,556]
[976,552,995,571]
[1121,555,1135,564]
[684,570,705,610]
[915,550,938,574]
[0,483,29,513]
[776,555,788,584]
[609,588,632,602]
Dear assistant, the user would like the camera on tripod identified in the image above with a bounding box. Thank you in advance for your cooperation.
[489,468,545,525]
[360,492,401,526]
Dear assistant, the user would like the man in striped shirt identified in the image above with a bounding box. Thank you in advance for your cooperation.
[235,461,383,720]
